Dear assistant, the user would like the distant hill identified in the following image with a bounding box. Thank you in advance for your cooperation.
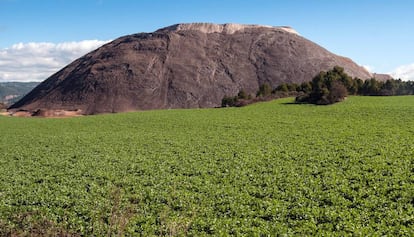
[11,23,379,115]
[0,82,39,105]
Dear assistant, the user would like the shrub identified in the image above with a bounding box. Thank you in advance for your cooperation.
[275,84,289,92]
[257,83,272,97]
[221,96,238,107]
[327,81,348,103]
[298,67,349,105]
[237,90,249,100]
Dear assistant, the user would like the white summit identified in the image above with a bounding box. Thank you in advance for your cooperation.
[160,23,300,35]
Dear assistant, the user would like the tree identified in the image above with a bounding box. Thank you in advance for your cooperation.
[354,78,364,95]
[299,82,312,94]
[328,81,348,103]
[288,83,299,92]
[237,89,248,100]
[361,78,381,95]
[381,79,397,95]
[275,83,289,92]
[221,96,237,107]
[308,71,330,104]
[257,83,272,97]
[296,67,349,105]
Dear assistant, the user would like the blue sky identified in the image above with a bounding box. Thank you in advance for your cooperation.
[1,0,413,82]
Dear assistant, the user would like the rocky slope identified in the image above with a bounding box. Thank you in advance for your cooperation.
[10,23,374,115]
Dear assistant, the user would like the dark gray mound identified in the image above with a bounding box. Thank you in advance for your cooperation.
[10,23,373,115]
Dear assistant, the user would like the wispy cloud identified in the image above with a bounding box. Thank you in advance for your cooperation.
[0,40,110,82]
[362,65,374,73]
[390,63,414,81]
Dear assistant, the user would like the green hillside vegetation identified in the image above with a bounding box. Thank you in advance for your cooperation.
[295,66,414,105]
[222,67,414,107]
[1,96,413,236]
[0,82,39,104]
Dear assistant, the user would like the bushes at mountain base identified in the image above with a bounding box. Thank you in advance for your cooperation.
[222,66,414,107]
[296,66,349,105]
[221,87,301,107]
[221,95,239,107]
[222,66,350,107]
[221,89,250,107]
[296,66,414,105]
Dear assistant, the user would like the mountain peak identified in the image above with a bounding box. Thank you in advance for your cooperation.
[10,22,370,115]
[157,23,299,35]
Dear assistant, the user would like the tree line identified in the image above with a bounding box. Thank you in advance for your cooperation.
[222,66,414,107]
[293,66,414,104]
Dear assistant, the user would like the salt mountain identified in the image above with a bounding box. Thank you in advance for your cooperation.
[11,23,376,115]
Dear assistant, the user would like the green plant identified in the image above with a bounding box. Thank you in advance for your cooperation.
[257,83,272,97]
[1,96,413,235]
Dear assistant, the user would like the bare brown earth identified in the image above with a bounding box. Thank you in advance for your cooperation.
[31,109,83,118]
[3,109,83,118]
[10,23,378,115]
[0,111,10,117]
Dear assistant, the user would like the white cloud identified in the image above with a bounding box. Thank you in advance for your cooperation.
[390,63,414,81]
[362,65,374,73]
[0,40,110,82]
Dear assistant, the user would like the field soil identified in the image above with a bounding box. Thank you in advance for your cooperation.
[7,109,83,118]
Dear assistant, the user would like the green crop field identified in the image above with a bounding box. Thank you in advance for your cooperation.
[1,96,413,236]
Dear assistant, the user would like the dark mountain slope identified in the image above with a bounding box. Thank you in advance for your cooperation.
[10,23,373,115]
